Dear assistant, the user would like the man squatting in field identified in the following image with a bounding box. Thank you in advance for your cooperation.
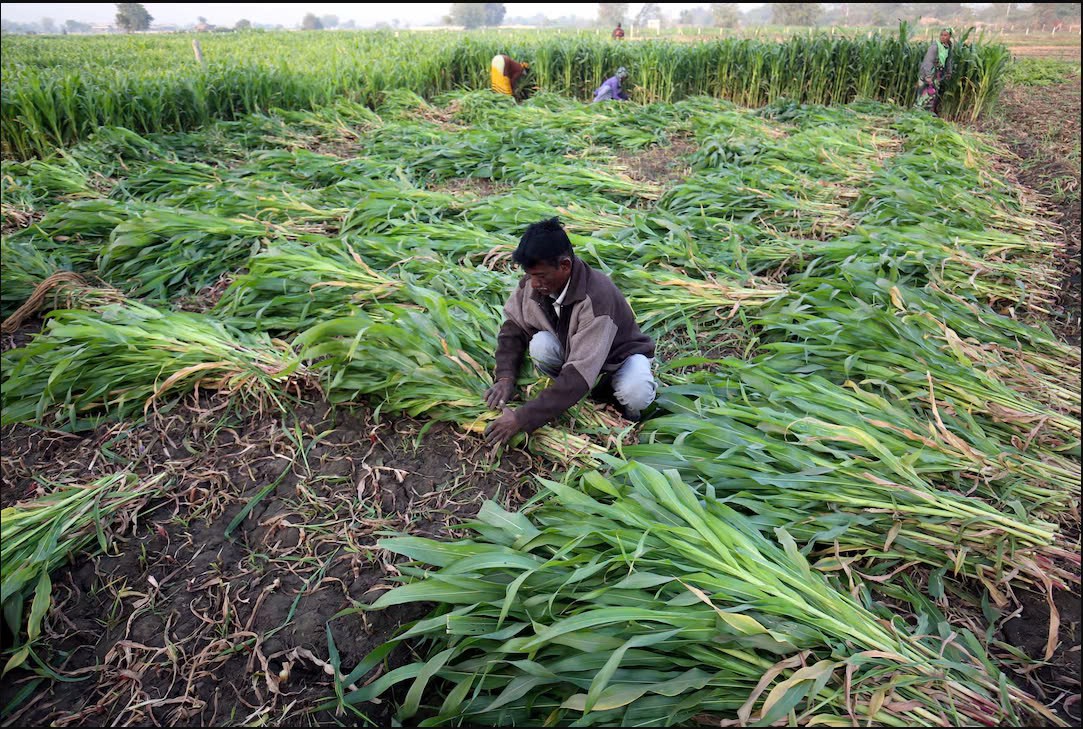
[484,218,657,445]
[491,54,530,99]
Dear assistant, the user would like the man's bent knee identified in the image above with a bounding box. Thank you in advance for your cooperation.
[613,354,656,413]
[529,332,564,378]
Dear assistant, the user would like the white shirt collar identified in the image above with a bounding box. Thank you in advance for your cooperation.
[551,279,571,305]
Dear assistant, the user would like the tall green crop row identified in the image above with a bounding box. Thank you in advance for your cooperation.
[3,25,1008,158]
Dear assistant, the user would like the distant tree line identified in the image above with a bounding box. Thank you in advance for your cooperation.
[0,1,1077,35]
[596,2,1081,29]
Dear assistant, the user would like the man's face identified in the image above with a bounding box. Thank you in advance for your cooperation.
[940,31,951,45]
[524,258,572,297]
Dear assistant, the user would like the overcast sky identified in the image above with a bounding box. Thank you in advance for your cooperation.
[0,3,769,27]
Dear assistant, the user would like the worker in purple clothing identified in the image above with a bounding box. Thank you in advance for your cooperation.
[592,67,629,103]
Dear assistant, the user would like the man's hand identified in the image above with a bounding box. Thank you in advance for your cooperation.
[485,407,520,446]
[485,377,517,410]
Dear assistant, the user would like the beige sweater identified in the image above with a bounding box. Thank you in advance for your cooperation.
[494,257,654,432]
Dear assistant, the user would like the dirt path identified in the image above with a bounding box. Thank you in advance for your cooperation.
[973,76,1081,345]
[968,75,1082,723]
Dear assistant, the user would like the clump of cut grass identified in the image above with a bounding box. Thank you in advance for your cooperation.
[2,300,305,430]
[341,460,1061,726]
[1,472,169,674]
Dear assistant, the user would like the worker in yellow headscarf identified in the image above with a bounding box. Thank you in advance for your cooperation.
[491,54,529,98]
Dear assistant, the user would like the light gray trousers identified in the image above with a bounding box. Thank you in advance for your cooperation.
[529,331,657,414]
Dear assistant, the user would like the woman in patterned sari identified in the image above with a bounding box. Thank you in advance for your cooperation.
[916,28,955,115]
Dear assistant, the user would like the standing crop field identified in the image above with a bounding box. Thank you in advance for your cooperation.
[1,29,1080,729]
[1,25,1010,158]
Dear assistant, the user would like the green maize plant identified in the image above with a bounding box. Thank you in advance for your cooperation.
[1,300,304,430]
[341,461,1062,726]
[1,472,169,675]
[938,41,1012,123]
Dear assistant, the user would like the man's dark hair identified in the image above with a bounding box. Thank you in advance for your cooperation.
[512,217,573,268]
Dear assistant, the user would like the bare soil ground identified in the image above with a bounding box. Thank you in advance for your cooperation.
[430,176,511,197]
[615,135,697,185]
[1008,45,1081,60]
[1000,577,1082,724]
[0,391,535,726]
[973,75,1081,345]
[968,74,1082,723]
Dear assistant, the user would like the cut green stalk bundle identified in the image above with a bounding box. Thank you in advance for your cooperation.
[235,148,394,189]
[1,471,169,674]
[631,363,1077,594]
[619,268,787,337]
[111,159,222,202]
[463,189,630,235]
[343,461,1061,726]
[295,293,500,423]
[660,165,855,239]
[215,238,401,333]
[0,158,98,212]
[97,207,273,300]
[1,300,305,430]
[518,160,662,203]
[836,224,1063,313]
[339,179,464,236]
[0,236,74,320]
[357,221,515,266]
[31,198,136,243]
[753,273,1082,457]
